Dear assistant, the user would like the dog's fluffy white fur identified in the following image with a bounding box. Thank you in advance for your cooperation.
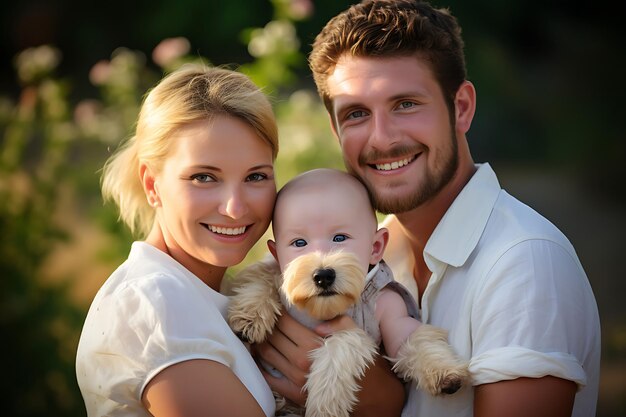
[228,252,469,417]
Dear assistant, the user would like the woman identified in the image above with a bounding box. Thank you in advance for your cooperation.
[76,64,278,416]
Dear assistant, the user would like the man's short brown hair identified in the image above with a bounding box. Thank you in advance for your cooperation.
[309,0,466,115]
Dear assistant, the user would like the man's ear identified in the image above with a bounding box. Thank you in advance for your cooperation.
[328,113,340,141]
[370,227,389,265]
[267,240,278,262]
[454,80,476,135]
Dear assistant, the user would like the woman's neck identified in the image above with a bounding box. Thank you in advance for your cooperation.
[145,225,227,292]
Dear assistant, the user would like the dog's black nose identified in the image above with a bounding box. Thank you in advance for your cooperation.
[313,268,335,290]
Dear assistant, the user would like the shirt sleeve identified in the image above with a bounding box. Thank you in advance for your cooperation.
[97,272,237,402]
[468,239,594,389]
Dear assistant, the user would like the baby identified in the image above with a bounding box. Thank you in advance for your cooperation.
[229,168,468,417]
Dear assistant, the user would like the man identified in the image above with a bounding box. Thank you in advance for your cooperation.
[258,1,600,416]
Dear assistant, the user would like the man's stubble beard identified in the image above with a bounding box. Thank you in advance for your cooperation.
[348,131,459,215]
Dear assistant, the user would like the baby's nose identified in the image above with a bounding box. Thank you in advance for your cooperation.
[313,268,336,290]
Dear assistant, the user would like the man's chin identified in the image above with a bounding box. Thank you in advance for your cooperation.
[372,191,422,214]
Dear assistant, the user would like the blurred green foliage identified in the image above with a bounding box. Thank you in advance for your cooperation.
[0,44,86,415]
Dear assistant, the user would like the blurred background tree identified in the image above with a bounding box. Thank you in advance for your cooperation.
[0,0,624,416]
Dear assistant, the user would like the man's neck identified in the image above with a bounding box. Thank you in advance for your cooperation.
[395,161,476,303]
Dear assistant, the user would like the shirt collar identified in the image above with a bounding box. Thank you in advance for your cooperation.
[365,262,381,282]
[424,163,501,268]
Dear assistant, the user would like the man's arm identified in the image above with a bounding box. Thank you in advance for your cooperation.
[474,376,576,417]
[254,312,405,417]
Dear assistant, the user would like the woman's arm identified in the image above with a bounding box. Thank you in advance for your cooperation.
[142,359,266,417]
[474,376,576,417]
[254,312,405,417]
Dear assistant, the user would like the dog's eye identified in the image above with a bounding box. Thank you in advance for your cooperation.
[291,239,307,247]
[332,234,348,243]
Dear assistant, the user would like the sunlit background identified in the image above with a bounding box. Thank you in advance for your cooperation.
[1,0,624,415]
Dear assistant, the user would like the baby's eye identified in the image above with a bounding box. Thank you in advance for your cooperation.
[332,234,348,243]
[191,174,215,183]
[291,239,307,248]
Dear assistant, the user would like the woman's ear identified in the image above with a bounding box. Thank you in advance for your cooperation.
[369,227,389,265]
[140,162,160,207]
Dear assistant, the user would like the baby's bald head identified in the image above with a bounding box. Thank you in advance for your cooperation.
[273,168,377,233]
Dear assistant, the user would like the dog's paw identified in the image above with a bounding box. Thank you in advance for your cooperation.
[227,257,283,343]
[304,328,377,417]
[228,295,281,343]
[393,324,470,396]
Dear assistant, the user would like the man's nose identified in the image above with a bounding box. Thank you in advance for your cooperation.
[369,111,397,150]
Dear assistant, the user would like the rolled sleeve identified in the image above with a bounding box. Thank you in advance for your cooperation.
[470,239,594,389]
[470,346,586,389]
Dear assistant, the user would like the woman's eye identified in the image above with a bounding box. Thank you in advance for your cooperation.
[332,234,348,243]
[291,239,307,248]
[246,172,268,182]
[191,174,214,183]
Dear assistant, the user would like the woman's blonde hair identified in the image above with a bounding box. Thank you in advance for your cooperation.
[101,63,278,237]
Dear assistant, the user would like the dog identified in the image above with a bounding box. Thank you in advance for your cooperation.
[228,251,469,417]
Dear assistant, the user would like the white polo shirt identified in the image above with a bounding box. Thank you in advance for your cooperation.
[75,241,275,417]
[382,163,600,417]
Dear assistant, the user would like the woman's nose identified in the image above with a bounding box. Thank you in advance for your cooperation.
[218,186,249,219]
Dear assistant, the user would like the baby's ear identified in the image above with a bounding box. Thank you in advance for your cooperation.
[370,227,389,265]
[267,240,278,262]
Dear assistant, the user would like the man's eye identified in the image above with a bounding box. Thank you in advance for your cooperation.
[332,234,347,243]
[291,239,307,247]
[399,101,416,109]
[191,174,214,183]
[346,110,367,120]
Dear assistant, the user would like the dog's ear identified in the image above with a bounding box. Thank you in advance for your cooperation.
[267,239,279,262]
[369,227,389,265]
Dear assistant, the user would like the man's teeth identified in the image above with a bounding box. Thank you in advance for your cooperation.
[375,156,414,171]
[208,225,246,235]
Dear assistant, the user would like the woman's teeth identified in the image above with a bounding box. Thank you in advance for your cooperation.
[375,156,414,171]
[208,225,246,235]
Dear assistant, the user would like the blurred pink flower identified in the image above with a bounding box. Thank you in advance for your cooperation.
[74,99,101,127]
[89,60,111,85]
[288,0,313,20]
[152,37,191,67]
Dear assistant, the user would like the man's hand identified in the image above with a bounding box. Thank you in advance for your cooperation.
[252,312,358,405]
[252,311,323,405]
[253,312,403,416]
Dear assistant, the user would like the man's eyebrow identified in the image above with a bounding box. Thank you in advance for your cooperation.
[334,91,430,114]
